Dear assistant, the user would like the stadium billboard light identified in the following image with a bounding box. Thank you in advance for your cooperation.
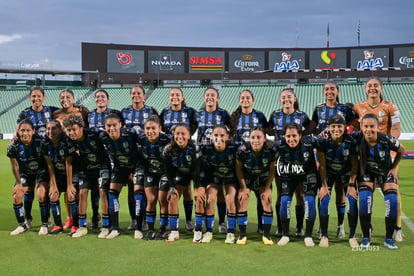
[107,50,145,73]
[228,51,265,73]
[188,51,225,73]
[309,49,347,70]
[393,47,414,70]
[148,51,185,73]
[351,48,389,70]
[269,51,305,72]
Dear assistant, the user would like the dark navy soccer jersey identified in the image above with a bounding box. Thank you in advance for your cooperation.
[231,109,269,145]
[87,108,123,131]
[41,134,75,176]
[317,134,357,176]
[121,105,159,134]
[7,134,46,175]
[137,132,170,175]
[99,128,141,171]
[236,143,275,177]
[268,109,310,144]
[311,103,357,134]
[17,106,58,136]
[352,131,400,176]
[160,106,197,137]
[275,137,318,178]
[201,142,238,179]
[195,108,231,145]
[163,141,201,187]
[67,129,109,171]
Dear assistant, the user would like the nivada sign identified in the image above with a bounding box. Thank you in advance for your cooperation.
[148,51,185,73]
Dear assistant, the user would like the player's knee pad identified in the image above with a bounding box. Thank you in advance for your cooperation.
[346,195,358,216]
[280,195,292,220]
[384,189,398,219]
[359,190,373,216]
[319,194,330,217]
[305,195,316,220]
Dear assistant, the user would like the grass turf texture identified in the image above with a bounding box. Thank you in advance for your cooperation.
[1,139,414,275]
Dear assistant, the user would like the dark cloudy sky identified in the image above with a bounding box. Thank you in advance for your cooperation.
[0,0,413,70]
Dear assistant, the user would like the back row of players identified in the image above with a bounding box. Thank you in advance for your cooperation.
[8,77,404,249]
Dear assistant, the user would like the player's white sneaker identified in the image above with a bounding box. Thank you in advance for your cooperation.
[98,228,109,239]
[10,225,27,236]
[277,236,290,246]
[319,236,329,248]
[106,230,120,239]
[225,233,235,244]
[349,238,359,249]
[304,237,315,247]
[193,231,202,243]
[38,225,48,236]
[202,232,213,243]
[72,227,88,238]
[134,230,143,240]
[166,231,180,242]
[393,229,403,242]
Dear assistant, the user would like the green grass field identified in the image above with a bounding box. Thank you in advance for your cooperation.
[1,140,414,275]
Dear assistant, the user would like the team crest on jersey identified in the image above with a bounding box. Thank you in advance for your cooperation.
[59,149,65,156]
[186,155,192,162]
[253,117,259,124]
[182,113,187,119]
[343,149,349,156]
[379,110,385,117]
[379,151,385,158]
[143,113,149,119]
[123,141,129,149]
[262,158,268,165]
[242,131,250,142]
[215,115,221,122]
[295,118,301,125]
[303,151,309,161]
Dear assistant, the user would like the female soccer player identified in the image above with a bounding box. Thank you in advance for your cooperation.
[160,88,197,231]
[199,125,238,243]
[99,113,144,239]
[88,89,123,131]
[121,85,158,231]
[269,87,310,237]
[42,120,77,235]
[353,77,404,242]
[63,115,109,238]
[7,120,50,236]
[54,89,91,230]
[195,87,232,234]
[317,115,358,248]
[231,89,270,234]
[235,128,275,245]
[17,86,58,136]
[276,123,318,247]
[136,116,170,240]
[163,123,201,242]
[354,114,404,250]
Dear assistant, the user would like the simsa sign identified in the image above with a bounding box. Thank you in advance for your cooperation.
[189,51,225,73]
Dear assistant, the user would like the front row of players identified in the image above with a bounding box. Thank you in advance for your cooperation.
[8,112,404,249]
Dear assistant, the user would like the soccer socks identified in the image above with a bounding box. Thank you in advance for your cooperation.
[227,212,236,233]
[295,205,304,232]
[237,212,248,237]
[108,189,120,230]
[101,214,110,228]
[168,214,179,231]
[195,212,205,232]
[39,201,49,225]
[50,201,62,227]
[304,195,316,237]
[134,190,146,231]
[255,190,264,231]
[336,202,346,226]
[319,194,330,237]
[384,191,398,239]
[217,202,226,224]
[205,214,214,232]
[262,211,273,238]
[275,203,282,233]
[184,200,193,222]
[347,194,358,238]
[13,203,25,225]
[23,191,34,221]
[91,189,100,220]
[280,195,292,236]
[69,201,79,227]
[359,189,373,238]
[160,213,168,232]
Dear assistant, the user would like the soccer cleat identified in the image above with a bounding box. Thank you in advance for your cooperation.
[134,230,144,240]
[262,235,274,246]
[106,230,121,239]
[98,228,110,239]
[68,226,79,237]
[304,237,315,247]
[193,231,203,243]
[155,231,168,240]
[295,228,304,237]
[49,226,63,235]
[236,236,247,245]
[142,221,149,232]
[63,218,73,230]
[128,219,137,231]
[166,231,180,242]
[202,232,213,243]
[185,221,194,231]
[25,218,32,229]
[319,236,329,248]
[145,230,156,240]
[10,225,27,236]
[225,233,235,244]
[72,227,88,238]
[384,238,398,250]
[360,238,371,249]
[337,224,345,239]
[218,223,227,234]
[393,229,403,242]
[38,225,48,236]
[277,236,290,246]
[349,238,359,249]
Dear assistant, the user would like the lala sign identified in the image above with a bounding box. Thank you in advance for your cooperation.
[274,52,300,71]
[357,50,384,70]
